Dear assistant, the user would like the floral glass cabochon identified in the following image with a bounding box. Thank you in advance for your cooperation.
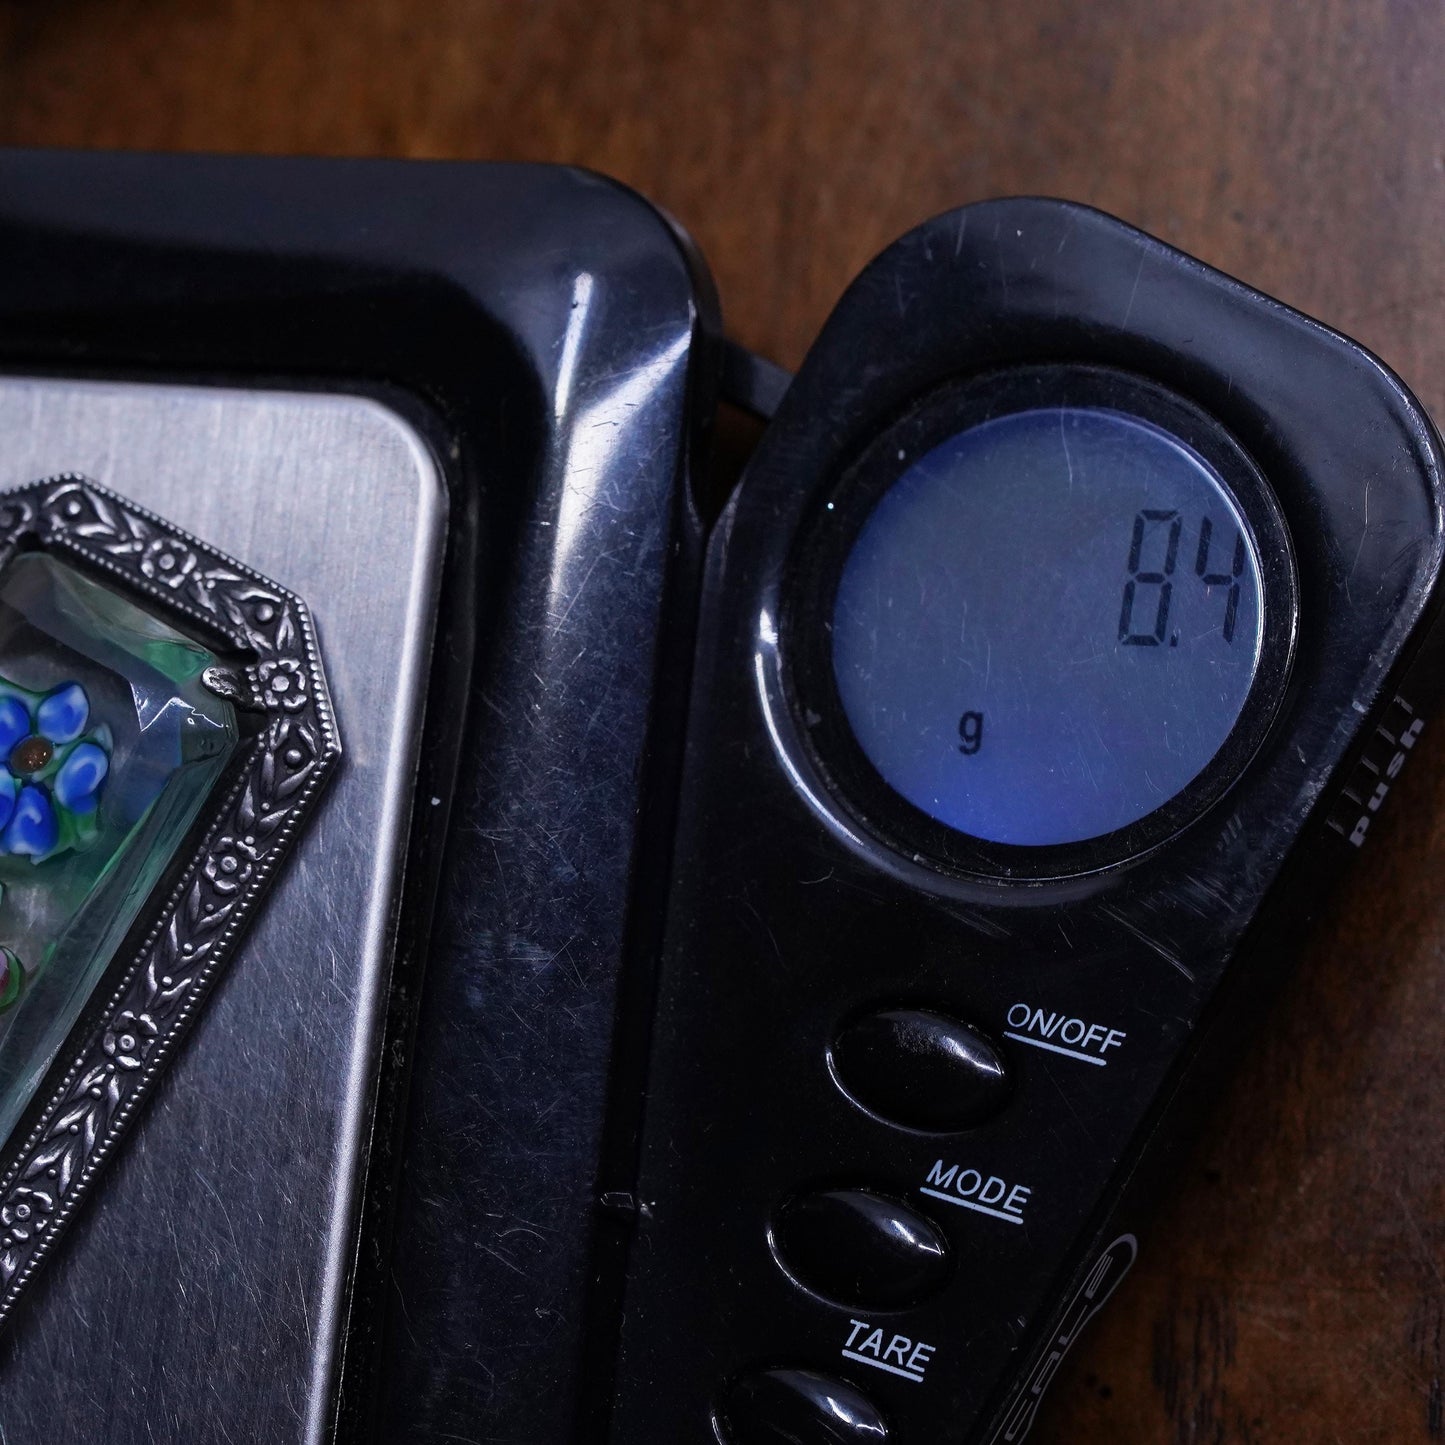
[0,477,338,1323]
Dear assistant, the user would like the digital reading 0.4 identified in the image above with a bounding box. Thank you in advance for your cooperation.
[830,405,1265,850]
[1117,509,1248,649]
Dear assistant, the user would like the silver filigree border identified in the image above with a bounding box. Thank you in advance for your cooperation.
[0,476,341,1326]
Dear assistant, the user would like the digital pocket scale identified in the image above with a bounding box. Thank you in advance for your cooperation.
[0,156,1439,1445]
[603,198,1445,1444]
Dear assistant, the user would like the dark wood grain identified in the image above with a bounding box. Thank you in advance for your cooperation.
[2,2,1443,1440]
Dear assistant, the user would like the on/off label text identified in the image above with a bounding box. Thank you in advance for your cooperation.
[1003,1002,1126,1067]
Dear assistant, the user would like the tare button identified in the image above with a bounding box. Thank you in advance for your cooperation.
[722,1368,888,1444]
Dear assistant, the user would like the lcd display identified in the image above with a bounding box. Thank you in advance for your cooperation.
[831,406,1265,847]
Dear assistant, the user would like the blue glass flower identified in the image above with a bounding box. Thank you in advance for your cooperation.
[0,680,111,864]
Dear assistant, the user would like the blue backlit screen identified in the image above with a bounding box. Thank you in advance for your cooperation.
[830,407,1264,847]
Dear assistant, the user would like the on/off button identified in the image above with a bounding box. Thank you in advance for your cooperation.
[829,1007,1011,1132]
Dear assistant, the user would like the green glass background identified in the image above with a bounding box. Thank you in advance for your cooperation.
[0,554,238,1152]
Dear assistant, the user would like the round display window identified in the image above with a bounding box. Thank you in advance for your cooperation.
[787,368,1296,877]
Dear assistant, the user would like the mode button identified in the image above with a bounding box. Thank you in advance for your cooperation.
[771,1187,949,1308]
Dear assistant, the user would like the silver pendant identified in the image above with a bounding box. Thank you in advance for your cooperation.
[0,476,339,1325]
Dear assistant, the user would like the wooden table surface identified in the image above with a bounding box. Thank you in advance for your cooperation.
[2,2,1442,1441]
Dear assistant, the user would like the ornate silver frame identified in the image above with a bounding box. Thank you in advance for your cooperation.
[0,476,340,1326]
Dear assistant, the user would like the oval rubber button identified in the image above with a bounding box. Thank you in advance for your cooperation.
[722,1368,888,1444]
[831,1007,1010,1131]
[772,1188,949,1308]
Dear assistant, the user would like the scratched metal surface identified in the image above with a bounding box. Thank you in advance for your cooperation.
[0,380,446,1445]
